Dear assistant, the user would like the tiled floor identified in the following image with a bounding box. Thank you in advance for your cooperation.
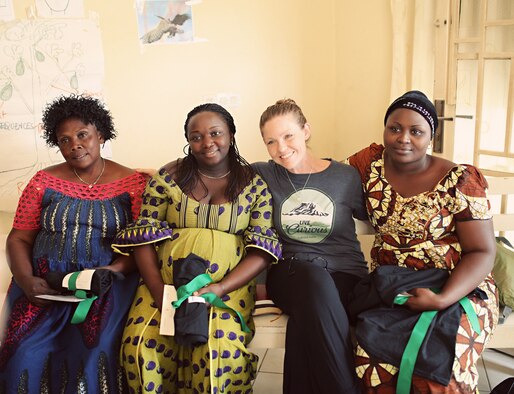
[252,348,284,394]
[251,348,514,394]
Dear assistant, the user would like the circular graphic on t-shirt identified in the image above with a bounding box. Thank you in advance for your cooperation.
[281,188,334,243]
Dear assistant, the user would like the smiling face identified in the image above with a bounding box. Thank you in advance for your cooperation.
[261,112,310,172]
[383,108,432,166]
[56,117,104,170]
[186,111,232,170]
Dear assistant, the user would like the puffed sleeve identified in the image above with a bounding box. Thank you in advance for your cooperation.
[112,168,174,254]
[450,165,492,221]
[12,171,46,230]
[243,175,282,262]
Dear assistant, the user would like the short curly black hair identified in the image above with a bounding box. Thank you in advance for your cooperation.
[41,94,117,147]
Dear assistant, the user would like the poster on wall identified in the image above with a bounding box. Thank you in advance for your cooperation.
[136,0,194,44]
[35,0,85,18]
[0,18,105,212]
[0,0,15,21]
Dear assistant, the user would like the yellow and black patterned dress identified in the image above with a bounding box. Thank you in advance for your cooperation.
[113,168,281,394]
[348,144,499,393]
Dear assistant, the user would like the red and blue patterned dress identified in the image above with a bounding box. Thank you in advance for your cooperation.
[348,144,499,393]
[0,170,146,393]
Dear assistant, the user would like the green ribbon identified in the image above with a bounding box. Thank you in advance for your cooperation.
[394,290,481,394]
[395,309,437,393]
[173,273,213,308]
[458,296,481,335]
[172,273,251,333]
[68,271,98,325]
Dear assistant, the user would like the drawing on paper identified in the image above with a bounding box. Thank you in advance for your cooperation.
[136,0,193,44]
[0,18,104,211]
[0,0,15,21]
[35,0,85,18]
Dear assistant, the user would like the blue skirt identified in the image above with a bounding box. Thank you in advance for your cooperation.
[0,264,138,393]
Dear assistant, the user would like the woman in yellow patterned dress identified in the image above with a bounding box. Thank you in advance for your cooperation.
[113,103,281,393]
[348,91,498,393]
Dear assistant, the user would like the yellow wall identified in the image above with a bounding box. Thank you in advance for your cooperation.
[335,2,392,158]
[4,0,393,228]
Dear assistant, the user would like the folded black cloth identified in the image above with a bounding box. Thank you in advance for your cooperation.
[46,269,123,297]
[349,265,450,316]
[349,266,461,386]
[172,253,210,346]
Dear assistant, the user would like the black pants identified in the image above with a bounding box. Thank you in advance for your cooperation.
[267,259,361,394]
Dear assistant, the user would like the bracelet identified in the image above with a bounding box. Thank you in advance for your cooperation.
[219,282,226,294]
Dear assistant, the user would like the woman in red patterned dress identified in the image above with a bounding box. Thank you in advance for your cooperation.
[348,90,498,393]
[0,95,146,393]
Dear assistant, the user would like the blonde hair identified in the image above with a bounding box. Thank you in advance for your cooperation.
[259,98,308,130]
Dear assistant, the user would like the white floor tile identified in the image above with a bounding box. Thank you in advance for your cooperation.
[253,371,283,394]
[477,356,491,392]
[251,346,514,394]
[251,348,267,372]
[259,348,285,374]
[481,349,514,390]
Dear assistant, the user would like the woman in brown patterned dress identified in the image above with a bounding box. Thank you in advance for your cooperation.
[347,90,498,393]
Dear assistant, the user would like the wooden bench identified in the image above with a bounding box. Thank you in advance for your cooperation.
[250,174,514,350]
[481,174,514,349]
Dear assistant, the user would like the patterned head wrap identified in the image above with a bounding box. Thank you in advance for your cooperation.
[384,90,438,138]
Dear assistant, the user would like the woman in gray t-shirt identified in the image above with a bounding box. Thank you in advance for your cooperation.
[253,99,368,394]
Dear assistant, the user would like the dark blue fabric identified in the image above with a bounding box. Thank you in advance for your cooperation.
[0,189,137,393]
[35,189,132,271]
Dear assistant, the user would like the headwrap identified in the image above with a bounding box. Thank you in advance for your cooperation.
[384,90,438,138]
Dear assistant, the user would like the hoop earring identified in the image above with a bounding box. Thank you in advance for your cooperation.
[183,143,191,155]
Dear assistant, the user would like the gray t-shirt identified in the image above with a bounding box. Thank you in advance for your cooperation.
[253,160,368,277]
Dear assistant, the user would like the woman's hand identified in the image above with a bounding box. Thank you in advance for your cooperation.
[7,228,58,306]
[153,285,164,311]
[17,274,59,307]
[192,249,271,306]
[404,287,448,312]
[193,282,225,306]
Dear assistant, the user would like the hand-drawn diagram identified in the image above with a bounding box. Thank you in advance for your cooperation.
[136,0,193,44]
[35,0,85,18]
[0,18,104,211]
[0,0,15,22]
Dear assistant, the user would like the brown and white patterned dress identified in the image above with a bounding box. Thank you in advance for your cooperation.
[348,143,499,393]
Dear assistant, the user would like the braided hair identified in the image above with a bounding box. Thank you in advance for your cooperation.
[175,103,255,202]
